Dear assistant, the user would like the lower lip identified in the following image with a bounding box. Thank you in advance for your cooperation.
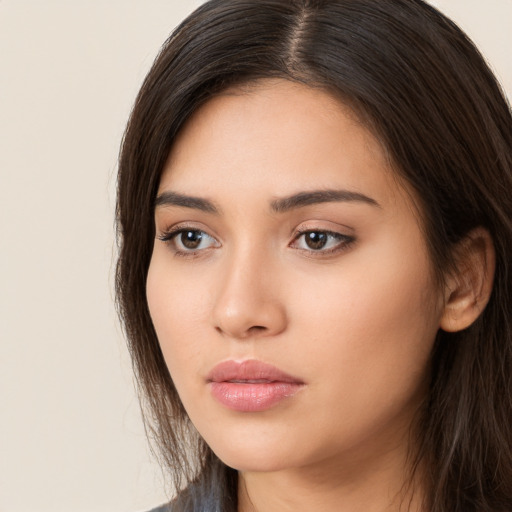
[209,382,303,412]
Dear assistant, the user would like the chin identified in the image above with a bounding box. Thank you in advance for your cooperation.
[205,433,301,473]
[216,449,293,473]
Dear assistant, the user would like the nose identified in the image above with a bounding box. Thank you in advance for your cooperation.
[212,247,287,340]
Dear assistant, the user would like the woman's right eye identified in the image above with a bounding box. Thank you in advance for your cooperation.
[158,228,219,255]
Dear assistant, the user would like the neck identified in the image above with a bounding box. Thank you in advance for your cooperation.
[237,436,425,512]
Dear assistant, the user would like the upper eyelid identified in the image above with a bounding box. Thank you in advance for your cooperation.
[156,222,354,244]
[157,221,217,237]
[291,229,354,245]
[293,227,348,237]
[292,220,354,234]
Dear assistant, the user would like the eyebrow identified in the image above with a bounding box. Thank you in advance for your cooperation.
[154,188,380,214]
[270,189,381,213]
[155,191,219,213]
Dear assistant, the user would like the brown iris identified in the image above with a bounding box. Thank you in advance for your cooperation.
[304,232,328,250]
[180,230,203,249]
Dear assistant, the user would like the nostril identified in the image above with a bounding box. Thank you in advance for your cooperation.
[215,324,267,336]
[248,325,267,333]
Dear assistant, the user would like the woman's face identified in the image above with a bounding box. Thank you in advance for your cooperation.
[147,80,445,474]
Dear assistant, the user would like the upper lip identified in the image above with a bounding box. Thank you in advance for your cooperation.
[207,359,304,384]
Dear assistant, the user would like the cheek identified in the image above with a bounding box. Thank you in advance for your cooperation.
[280,250,439,453]
[146,254,210,382]
[291,238,440,394]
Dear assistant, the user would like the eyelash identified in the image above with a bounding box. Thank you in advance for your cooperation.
[157,225,219,258]
[291,229,355,256]
[157,226,355,258]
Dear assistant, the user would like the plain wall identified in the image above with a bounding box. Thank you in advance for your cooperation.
[0,1,510,511]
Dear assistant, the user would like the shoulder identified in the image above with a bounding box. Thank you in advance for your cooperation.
[143,487,225,512]
[146,505,171,512]
[143,494,194,512]
[143,464,236,512]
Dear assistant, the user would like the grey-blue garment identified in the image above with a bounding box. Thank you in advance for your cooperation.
[144,462,235,512]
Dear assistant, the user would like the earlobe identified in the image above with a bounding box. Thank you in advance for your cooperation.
[439,227,495,333]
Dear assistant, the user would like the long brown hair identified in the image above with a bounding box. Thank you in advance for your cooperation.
[116,1,512,510]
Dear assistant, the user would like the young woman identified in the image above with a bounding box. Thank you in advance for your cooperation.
[116,1,512,511]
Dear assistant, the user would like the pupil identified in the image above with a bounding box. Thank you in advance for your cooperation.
[181,230,202,249]
[306,232,327,250]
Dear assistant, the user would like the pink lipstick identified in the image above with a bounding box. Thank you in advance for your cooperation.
[207,360,304,412]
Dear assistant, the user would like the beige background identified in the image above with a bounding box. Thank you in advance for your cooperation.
[0,1,510,511]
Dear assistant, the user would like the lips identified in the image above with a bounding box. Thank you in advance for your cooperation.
[207,359,304,412]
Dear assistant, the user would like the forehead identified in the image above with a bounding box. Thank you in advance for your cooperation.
[159,79,412,213]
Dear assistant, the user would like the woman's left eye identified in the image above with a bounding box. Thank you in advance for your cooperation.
[291,230,354,253]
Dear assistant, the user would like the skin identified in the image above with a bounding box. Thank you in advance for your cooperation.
[146,79,450,511]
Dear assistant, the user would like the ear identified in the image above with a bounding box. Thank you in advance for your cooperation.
[439,227,495,333]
